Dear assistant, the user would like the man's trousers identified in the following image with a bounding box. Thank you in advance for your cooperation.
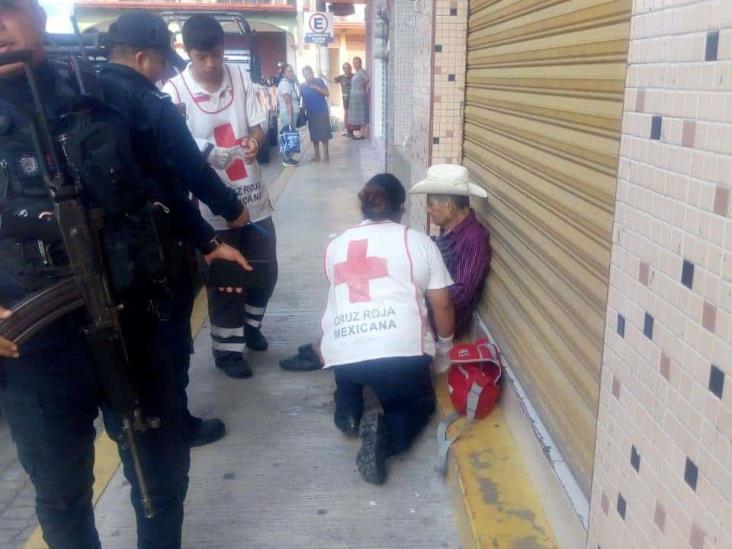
[0,309,190,549]
[207,217,278,358]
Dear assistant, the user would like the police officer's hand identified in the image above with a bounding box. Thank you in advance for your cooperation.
[203,242,252,272]
[209,147,237,170]
[227,207,250,229]
[0,307,19,359]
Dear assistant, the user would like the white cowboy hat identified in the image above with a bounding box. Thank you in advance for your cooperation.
[409,164,488,198]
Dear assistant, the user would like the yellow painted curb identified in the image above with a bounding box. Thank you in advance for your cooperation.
[189,288,209,337]
[435,375,558,549]
[24,291,210,548]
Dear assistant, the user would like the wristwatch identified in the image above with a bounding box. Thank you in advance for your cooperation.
[201,235,222,255]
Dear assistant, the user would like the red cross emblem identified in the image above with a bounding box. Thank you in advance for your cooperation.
[334,240,389,303]
[213,123,247,181]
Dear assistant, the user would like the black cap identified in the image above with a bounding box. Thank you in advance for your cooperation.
[108,10,174,58]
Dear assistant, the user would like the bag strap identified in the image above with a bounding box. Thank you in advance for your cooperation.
[434,381,485,475]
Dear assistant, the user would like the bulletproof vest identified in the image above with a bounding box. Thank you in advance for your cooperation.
[0,60,167,298]
[96,66,164,172]
[0,107,55,230]
[0,74,61,294]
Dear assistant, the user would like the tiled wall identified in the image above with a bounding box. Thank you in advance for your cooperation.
[396,0,434,228]
[386,0,469,231]
[430,0,467,165]
[387,0,415,148]
[588,2,732,548]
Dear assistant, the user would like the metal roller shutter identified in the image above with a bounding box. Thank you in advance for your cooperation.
[463,0,632,494]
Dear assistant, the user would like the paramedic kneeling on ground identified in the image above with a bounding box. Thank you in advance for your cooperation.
[319,174,455,485]
[281,163,490,372]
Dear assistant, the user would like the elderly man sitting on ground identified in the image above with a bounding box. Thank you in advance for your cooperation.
[410,164,491,339]
[280,164,491,372]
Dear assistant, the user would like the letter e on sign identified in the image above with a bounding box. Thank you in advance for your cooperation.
[309,13,329,34]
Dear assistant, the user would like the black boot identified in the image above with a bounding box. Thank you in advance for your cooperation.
[334,410,360,437]
[356,411,387,485]
[185,416,226,448]
[214,351,253,379]
[279,355,320,372]
[245,325,269,352]
[298,343,322,366]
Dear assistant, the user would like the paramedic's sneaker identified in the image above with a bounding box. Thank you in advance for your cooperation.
[356,411,387,485]
[282,158,299,167]
[214,351,253,379]
[279,354,321,372]
[298,343,323,367]
[244,325,269,352]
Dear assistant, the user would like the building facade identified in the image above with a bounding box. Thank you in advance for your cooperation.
[378,0,732,547]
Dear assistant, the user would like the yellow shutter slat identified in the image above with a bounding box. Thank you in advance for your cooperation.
[463,0,631,495]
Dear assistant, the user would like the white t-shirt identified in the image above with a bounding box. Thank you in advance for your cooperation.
[277,78,300,129]
[320,220,453,366]
[405,227,454,294]
[404,226,454,354]
[162,64,271,227]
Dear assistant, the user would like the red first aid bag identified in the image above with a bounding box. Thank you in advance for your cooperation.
[447,338,502,420]
[435,338,503,475]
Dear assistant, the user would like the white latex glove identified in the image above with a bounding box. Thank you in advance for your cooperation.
[433,334,454,373]
[209,146,237,170]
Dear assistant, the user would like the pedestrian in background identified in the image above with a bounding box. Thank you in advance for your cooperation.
[334,62,353,137]
[348,56,370,139]
[301,66,332,162]
[272,61,285,87]
[276,63,301,167]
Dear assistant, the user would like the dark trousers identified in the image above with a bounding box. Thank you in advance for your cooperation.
[0,312,190,549]
[334,355,435,454]
[166,247,196,420]
[207,217,278,356]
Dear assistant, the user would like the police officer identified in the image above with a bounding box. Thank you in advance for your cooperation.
[95,10,252,447]
[0,1,247,546]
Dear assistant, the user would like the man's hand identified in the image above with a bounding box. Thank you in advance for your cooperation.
[227,207,250,229]
[0,307,19,359]
[203,242,252,271]
[209,147,236,170]
[241,138,259,165]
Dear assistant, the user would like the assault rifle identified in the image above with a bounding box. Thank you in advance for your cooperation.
[0,49,157,518]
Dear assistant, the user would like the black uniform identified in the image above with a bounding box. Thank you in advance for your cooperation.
[0,60,189,548]
[97,64,244,227]
[96,61,246,422]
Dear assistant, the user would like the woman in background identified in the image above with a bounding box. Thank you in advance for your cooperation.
[300,66,332,162]
[334,62,354,137]
[276,64,300,167]
[347,57,370,139]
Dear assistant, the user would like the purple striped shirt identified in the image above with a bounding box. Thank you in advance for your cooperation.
[436,210,491,337]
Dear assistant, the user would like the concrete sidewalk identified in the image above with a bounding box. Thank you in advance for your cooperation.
[92,136,460,548]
